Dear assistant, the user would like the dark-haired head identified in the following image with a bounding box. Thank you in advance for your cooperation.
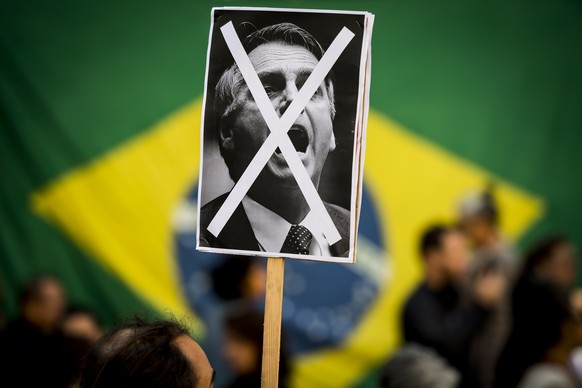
[223,306,289,387]
[419,224,469,283]
[419,224,449,259]
[61,305,104,344]
[520,234,577,291]
[79,317,214,388]
[19,273,67,332]
[211,256,265,301]
[19,274,64,307]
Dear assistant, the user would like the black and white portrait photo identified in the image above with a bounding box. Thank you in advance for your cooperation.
[197,7,373,262]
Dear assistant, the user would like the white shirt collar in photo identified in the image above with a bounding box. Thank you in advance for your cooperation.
[241,196,332,257]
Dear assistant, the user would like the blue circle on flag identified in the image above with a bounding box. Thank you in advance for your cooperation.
[174,182,387,384]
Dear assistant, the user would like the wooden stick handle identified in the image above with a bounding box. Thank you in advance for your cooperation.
[261,257,285,388]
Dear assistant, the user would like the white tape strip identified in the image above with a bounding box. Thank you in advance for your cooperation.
[207,21,354,245]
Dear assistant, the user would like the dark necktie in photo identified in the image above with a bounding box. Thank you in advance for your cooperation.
[281,225,313,255]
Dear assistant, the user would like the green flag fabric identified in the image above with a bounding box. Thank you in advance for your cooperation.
[1,1,581,387]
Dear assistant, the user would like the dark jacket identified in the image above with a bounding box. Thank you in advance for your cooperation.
[199,192,350,257]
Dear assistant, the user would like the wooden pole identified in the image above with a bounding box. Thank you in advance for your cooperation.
[261,257,285,388]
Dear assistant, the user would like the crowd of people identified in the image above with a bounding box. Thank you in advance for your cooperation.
[0,260,280,388]
[381,188,581,388]
[1,186,580,388]
[0,274,218,388]
[0,275,104,387]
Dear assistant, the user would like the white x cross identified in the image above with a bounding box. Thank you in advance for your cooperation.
[207,21,355,245]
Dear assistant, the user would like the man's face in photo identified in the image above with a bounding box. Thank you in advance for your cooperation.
[220,41,336,188]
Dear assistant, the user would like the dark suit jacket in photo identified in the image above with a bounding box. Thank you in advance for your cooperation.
[199,192,350,257]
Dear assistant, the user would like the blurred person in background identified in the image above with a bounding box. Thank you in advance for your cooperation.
[78,316,214,388]
[60,305,104,345]
[379,343,460,388]
[211,256,266,304]
[402,224,506,388]
[57,305,105,387]
[457,184,517,268]
[465,250,514,388]
[494,235,579,388]
[0,274,68,386]
[223,306,289,388]
[457,186,517,388]
[517,306,582,388]
[205,255,266,388]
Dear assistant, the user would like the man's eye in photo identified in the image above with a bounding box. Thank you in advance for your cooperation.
[310,86,324,100]
[264,85,278,96]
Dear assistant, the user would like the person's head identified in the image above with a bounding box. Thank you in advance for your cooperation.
[223,307,264,377]
[420,224,470,284]
[215,22,336,190]
[211,256,266,301]
[19,274,67,332]
[457,188,499,247]
[521,235,578,291]
[223,306,289,383]
[61,305,104,344]
[379,343,460,388]
[79,318,214,388]
[58,307,105,387]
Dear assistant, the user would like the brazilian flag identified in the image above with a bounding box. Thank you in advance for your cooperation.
[1,0,580,387]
